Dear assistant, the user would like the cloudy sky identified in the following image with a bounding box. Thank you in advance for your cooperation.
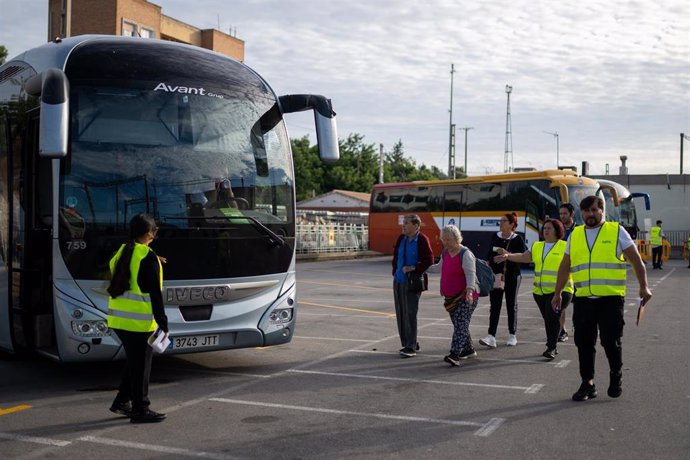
[1,0,688,175]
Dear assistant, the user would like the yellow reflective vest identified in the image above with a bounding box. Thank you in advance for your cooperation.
[649,226,662,246]
[107,243,163,332]
[570,222,627,297]
[532,240,574,295]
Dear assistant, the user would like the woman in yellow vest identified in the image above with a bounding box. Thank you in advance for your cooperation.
[107,213,169,423]
[495,218,574,360]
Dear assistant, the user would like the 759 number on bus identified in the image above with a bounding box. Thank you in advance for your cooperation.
[66,240,87,250]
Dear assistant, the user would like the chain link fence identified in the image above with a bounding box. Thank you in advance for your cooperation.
[296,223,369,254]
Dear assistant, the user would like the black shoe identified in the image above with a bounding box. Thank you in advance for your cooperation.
[608,371,622,398]
[558,330,568,342]
[109,400,132,417]
[415,342,420,351]
[459,348,477,359]
[572,382,597,401]
[130,409,166,423]
[444,353,460,367]
[542,348,558,360]
[399,347,416,357]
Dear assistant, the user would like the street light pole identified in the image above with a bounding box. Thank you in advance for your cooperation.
[543,131,559,168]
[458,127,474,176]
[448,64,456,178]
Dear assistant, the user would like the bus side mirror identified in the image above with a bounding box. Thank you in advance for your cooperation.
[631,192,651,211]
[25,68,70,158]
[279,94,340,163]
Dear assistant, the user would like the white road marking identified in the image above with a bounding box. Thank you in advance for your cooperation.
[0,431,71,447]
[287,368,542,393]
[351,348,566,366]
[294,335,375,342]
[78,435,235,459]
[555,360,571,368]
[210,398,503,436]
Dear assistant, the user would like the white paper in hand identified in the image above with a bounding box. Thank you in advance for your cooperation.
[147,328,170,353]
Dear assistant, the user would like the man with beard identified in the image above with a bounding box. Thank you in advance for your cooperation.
[552,195,652,402]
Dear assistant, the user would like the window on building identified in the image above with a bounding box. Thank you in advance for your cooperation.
[122,20,136,37]
[140,27,155,39]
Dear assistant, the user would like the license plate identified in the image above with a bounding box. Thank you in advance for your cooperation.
[170,334,219,350]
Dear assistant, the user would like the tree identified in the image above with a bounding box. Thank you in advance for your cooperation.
[292,136,324,201]
[0,45,7,65]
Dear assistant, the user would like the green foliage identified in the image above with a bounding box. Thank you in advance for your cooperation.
[292,134,451,201]
[0,45,7,65]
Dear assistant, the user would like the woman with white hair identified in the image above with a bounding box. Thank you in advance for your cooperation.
[435,225,480,366]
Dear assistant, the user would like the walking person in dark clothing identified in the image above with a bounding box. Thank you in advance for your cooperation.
[391,214,434,357]
[479,212,526,348]
[553,196,652,401]
[108,213,169,423]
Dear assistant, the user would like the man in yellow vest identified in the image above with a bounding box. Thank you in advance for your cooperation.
[650,220,665,270]
[552,196,652,402]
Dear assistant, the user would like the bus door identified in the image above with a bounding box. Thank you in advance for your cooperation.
[7,111,54,352]
[523,200,540,248]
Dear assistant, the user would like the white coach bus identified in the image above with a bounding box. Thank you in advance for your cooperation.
[0,35,339,362]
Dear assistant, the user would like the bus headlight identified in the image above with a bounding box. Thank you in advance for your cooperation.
[71,320,110,337]
[269,308,293,324]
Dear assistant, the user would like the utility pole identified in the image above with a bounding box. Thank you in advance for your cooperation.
[458,127,474,177]
[448,64,456,179]
[504,85,513,173]
[543,131,559,168]
[681,133,689,175]
[378,143,384,183]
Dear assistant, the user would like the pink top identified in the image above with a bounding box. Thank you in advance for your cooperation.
[440,249,479,299]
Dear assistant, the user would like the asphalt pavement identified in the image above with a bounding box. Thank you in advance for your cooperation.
[0,257,688,459]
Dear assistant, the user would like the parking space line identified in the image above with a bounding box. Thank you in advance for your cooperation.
[78,435,234,459]
[287,369,542,393]
[351,349,565,367]
[301,301,395,317]
[294,335,375,342]
[300,280,389,291]
[209,397,504,437]
[0,431,71,447]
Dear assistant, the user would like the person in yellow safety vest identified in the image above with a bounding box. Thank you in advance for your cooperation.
[496,218,574,361]
[650,220,665,270]
[552,196,652,402]
[107,213,168,424]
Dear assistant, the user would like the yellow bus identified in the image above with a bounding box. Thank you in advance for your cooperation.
[368,169,622,258]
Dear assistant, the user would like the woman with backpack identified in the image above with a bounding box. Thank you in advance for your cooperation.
[430,225,480,367]
[494,218,573,360]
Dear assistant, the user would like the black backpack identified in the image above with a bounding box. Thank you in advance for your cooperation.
[459,248,494,297]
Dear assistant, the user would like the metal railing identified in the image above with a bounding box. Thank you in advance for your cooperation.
[296,223,369,253]
[663,231,690,247]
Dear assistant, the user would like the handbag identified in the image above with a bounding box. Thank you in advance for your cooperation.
[407,271,424,293]
[492,238,510,291]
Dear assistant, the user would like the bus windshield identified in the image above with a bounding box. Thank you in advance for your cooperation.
[59,42,295,280]
[566,184,600,224]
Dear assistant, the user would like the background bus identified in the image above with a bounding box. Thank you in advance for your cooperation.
[0,35,339,362]
[368,170,624,259]
[596,178,650,240]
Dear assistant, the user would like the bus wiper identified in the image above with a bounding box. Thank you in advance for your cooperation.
[243,216,285,247]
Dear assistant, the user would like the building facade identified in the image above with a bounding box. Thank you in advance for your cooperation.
[48,0,244,61]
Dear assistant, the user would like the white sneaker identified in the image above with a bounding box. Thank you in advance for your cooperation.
[506,334,518,346]
[479,335,496,348]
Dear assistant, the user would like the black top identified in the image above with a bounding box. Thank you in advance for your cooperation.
[137,251,168,332]
[487,233,527,279]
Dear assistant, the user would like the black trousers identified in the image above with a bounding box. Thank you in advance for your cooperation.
[652,246,663,268]
[114,329,153,412]
[572,296,625,381]
[393,281,421,349]
[488,275,521,335]
[534,292,572,349]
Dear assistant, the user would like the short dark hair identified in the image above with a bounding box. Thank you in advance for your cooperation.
[542,218,565,239]
[404,214,421,226]
[579,195,604,211]
[656,220,662,225]
[559,203,574,214]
